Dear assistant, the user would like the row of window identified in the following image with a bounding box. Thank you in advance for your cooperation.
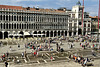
[0,12,67,16]
[84,24,90,27]
[84,28,91,31]
[0,23,67,30]
[0,15,68,22]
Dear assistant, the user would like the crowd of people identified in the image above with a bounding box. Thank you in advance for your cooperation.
[0,35,100,67]
[0,52,9,62]
[69,53,93,67]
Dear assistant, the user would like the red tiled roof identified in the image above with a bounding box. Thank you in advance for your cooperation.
[0,5,65,13]
[0,5,23,10]
[89,16,100,19]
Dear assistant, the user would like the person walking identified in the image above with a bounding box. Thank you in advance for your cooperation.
[5,61,8,67]
[9,46,12,51]
[18,44,20,50]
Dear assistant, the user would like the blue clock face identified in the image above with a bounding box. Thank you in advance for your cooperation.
[79,22,82,25]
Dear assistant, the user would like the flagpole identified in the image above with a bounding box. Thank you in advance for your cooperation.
[82,0,84,35]
[98,0,100,45]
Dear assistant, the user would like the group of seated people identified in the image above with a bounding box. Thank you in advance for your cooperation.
[69,54,93,66]
[0,52,9,61]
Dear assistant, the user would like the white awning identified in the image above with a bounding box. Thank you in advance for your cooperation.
[13,34,22,36]
[33,34,46,35]
[24,32,30,36]
[8,34,13,36]
[8,34,22,36]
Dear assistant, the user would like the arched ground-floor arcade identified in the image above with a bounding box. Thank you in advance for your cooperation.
[0,30,90,39]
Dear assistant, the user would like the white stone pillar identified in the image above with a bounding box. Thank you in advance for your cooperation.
[56,31,58,37]
[28,16,29,22]
[2,31,4,39]
[13,15,14,21]
[8,23,9,29]
[26,16,27,21]
[53,31,54,37]
[67,31,69,37]
[45,31,47,37]
[2,23,3,29]
[72,32,74,36]
[8,15,9,21]
[63,30,65,37]
[2,15,3,21]
[16,15,17,21]
[60,31,61,36]
[10,16,12,21]
[5,15,6,21]
[16,23,17,29]
[49,31,50,37]
[21,16,22,21]
[44,31,46,37]
[76,32,78,36]
[86,32,87,35]
[21,23,22,29]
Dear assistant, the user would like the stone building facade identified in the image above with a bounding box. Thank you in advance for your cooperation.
[0,5,68,39]
[0,1,92,39]
[90,16,100,34]
[66,1,91,36]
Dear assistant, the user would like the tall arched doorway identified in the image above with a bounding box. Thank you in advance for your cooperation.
[50,31,53,37]
[61,31,64,36]
[65,31,67,36]
[54,31,57,37]
[38,31,41,37]
[42,31,45,37]
[0,32,3,39]
[58,31,60,36]
[69,32,72,36]
[46,31,49,37]
[4,32,8,39]
[78,29,82,35]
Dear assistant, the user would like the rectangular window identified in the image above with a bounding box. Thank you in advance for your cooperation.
[84,28,86,31]
[88,28,90,31]
[72,14,75,18]
[88,24,90,27]
[84,24,86,27]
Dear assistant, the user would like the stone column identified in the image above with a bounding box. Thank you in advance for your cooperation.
[2,23,3,29]
[72,32,74,36]
[10,23,12,29]
[10,16,12,21]
[21,23,22,29]
[16,23,17,29]
[13,15,14,21]
[0,23,1,29]
[67,31,69,37]
[26,16,27,21]
[2,15,3,21]
[8,15,9,21]
[76,32,78,36]
[63,30,65,37]
[86,32,87,35]
[56,31,58,37]
[2,31,4,39]
[60,31,61,36]
[8,23,9,29]
[28,16,29,22]
[5,15,6,21]
[53,31,54,37]
[44,31,46,37]
[49,31,51,37]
